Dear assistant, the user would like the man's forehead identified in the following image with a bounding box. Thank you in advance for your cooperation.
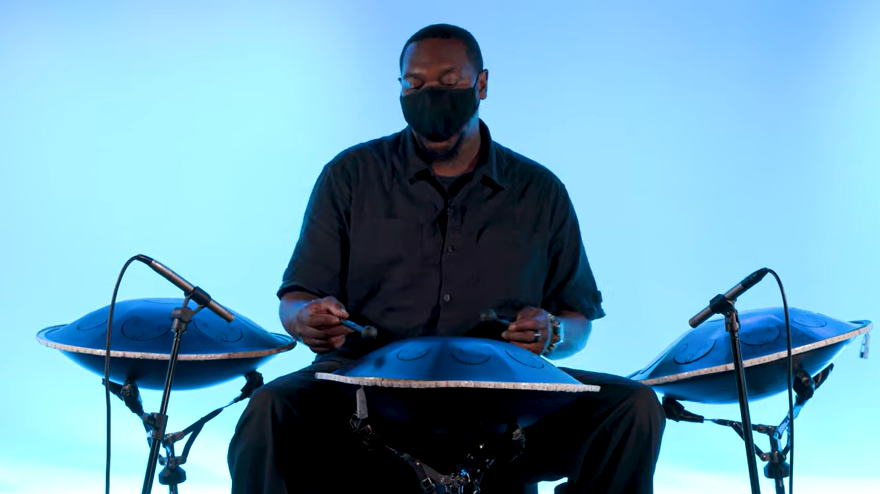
[402,38,470,72]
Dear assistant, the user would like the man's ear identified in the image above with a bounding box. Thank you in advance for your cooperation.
[478,69,489,100]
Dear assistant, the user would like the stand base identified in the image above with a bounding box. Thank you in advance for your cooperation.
[352,416,525,494]
[159,465,186,488]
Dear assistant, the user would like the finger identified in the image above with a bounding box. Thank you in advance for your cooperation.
[305,333,347,344]
[502,328,544,343]
[308,343,335,354]
[302,333,340,347]
[302,312,345,329]
[318,297,349,318]
[515,307,543,320]
[327,334,346,349]
[509,318,543,331]
[297,323,352,341]
[306,332,349,353]
[304,298,349,317]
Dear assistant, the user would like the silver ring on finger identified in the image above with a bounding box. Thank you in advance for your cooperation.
[532,330,541,343]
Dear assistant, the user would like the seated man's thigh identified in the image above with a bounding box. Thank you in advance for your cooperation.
[254,360,423,492]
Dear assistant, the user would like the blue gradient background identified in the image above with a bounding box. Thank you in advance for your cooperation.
[1,1,878,493]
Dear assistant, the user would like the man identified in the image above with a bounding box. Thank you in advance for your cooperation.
[228,24,665,493]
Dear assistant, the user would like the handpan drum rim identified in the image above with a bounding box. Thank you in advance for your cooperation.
[36,325,296,361]
[315,372,600,392]
[638,321,871,386]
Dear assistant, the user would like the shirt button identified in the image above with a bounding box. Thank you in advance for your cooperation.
[443,294,451,302]
[446,245,454,253]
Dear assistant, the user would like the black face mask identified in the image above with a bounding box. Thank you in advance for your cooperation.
[400,84,480,142]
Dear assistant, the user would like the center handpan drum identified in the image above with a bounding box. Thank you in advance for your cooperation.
[36,298,295,390]
[317,336,598,436]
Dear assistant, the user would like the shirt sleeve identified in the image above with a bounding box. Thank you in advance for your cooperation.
[277,159,350,300]
[542,182,605,320]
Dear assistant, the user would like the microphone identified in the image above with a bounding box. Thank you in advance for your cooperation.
[689,268,769,328]
[135,254,235,322]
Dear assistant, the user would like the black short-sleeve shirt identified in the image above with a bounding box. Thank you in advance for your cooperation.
[280,120,604,360]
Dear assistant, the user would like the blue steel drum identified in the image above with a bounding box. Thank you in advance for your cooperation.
[316,336,598,436]
[628,307,872,404]
[36,298,295,390]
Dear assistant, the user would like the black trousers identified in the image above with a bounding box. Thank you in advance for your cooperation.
[228,359,665,493]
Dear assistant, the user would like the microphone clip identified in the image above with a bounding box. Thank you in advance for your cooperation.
[171,304,197,334]
[708,293,737,318]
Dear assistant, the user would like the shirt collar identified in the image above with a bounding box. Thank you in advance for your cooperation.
[399,119,508,190]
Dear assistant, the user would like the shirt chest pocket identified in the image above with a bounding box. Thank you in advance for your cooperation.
[349,217,427,282]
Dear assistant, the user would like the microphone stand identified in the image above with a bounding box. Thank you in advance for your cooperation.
[707,294,762,494]
[140,293,206,494]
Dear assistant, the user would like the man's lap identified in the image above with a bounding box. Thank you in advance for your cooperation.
[247,357,654,483]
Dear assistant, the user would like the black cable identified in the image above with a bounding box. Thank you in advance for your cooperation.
[104,256,141,494]
[179,408,224,462]
[766,268,793,494]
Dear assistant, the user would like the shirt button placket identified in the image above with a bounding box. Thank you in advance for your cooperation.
[445,200,456,255]
[441,200,454,315]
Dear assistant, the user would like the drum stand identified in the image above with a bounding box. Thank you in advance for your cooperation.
[106,366,263,493]
[663,364,834,494]
[348,388,526,494]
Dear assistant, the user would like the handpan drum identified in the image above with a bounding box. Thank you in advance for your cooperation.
[629,307,872,404]
[316,336,599,436]
[36,298,295,390]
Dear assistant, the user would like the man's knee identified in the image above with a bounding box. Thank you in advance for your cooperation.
[628,382,660,407]
[240,364,341,423]
[626,383,666,432]
[246,382,290,418]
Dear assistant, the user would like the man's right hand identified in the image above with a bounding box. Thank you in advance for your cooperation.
[281,294,352,354]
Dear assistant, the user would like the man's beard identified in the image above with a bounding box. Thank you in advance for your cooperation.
[415,130,467,163]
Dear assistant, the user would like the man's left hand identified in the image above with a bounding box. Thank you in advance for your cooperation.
[501,306,552,355]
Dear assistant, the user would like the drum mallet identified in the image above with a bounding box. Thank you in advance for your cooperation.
[340,319,379,339]
[480,309,514,326]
